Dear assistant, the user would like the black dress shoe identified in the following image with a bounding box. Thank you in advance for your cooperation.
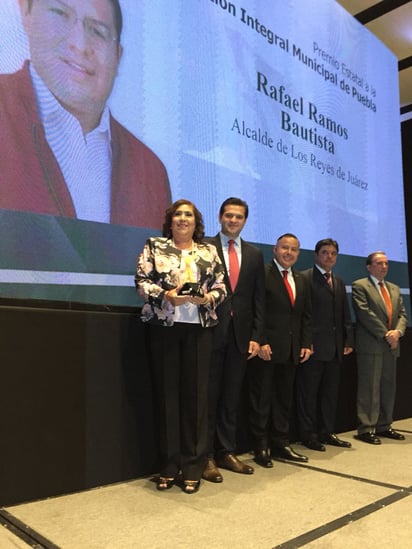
[202,458,223,483]
[302,439,325,452]
[216,453,254,474]
[354,432,381,445]
[321,433,352,448]
[254,449,273,468]
[271,446,308,463]
[376,428,405,440]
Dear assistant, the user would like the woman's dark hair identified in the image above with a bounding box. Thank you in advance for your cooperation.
[163,199,205,243]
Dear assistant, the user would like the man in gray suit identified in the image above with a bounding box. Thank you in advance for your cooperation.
[352,251,407,444]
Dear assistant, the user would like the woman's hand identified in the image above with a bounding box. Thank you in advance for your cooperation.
[191,293,210,307]
[164,287,191,306]
[164,286,211,307]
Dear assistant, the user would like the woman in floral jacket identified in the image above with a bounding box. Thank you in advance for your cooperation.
[135,199,226,493]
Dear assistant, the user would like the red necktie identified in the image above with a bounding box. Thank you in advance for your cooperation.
[324,272,333,288]
[379,281,392,329]
[282,270,294,306]
[228,239,239,291]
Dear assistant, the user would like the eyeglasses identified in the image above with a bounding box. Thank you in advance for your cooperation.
[38,0,118,47]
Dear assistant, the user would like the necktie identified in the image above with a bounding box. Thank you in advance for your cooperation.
[282,270,294,306]
[228,239,239,291]
[324,272,333,288]
[378,281,392,328]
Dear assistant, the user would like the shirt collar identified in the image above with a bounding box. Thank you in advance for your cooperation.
[273,259,290,274]
[315,264,331,276]
[220,232,241,247]
[370,274,384,286]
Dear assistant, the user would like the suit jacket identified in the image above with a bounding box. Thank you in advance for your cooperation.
[0,62,171,228]
[262,262,312,364]
[207,235,265,354]
[352,276,407,357]
[302,267,354,362]
[135,237,227,327]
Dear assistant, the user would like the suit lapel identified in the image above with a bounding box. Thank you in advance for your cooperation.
[368,276,388,320]
[273,265,294,307]
[269,262,284,291]
[269,264,295,307]
[212,234,231,294]
[238,239,248,283]
[383,280,397,323]
[293,269,301,304]
[314,266,334,293]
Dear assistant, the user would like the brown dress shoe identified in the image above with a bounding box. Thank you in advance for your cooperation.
[216,453,254,474]
[202,458,223,483]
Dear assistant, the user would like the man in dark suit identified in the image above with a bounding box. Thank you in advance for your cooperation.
[203,197,265,482]
[352,251,407,444]
[296,238,354,452]
[248,233,312,465]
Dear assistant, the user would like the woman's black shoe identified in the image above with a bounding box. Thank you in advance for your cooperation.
[183,480,200,494]
[156,477,175,491]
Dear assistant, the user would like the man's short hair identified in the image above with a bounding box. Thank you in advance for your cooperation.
[366,251,386,265]
[219,197,249,219]
[276,233,300,245]
[26,0,123,42]
[315,238,339,254]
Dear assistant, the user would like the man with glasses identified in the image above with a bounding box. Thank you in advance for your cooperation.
[0,0,170,227]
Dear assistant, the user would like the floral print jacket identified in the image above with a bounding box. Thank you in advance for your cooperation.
[135,237,227,327]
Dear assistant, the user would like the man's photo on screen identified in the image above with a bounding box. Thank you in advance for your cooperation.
[0,0,171,228]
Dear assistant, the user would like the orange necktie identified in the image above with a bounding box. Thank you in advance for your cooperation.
[282,270,294,306]
[379,281,392,329]
[228,240,239,291]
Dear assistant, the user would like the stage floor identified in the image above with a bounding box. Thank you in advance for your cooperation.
[1,418,412,548]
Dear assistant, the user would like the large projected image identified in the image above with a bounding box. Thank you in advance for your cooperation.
[0,0,171,226]
[0,0,407,307]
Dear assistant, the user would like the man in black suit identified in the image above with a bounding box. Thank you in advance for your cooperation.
[248,233,312,465]
[296,238,354,452]
[203,197,265,482]
[352,251,407,444]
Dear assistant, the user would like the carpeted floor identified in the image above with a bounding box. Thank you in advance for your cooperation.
[1,418,412,548]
